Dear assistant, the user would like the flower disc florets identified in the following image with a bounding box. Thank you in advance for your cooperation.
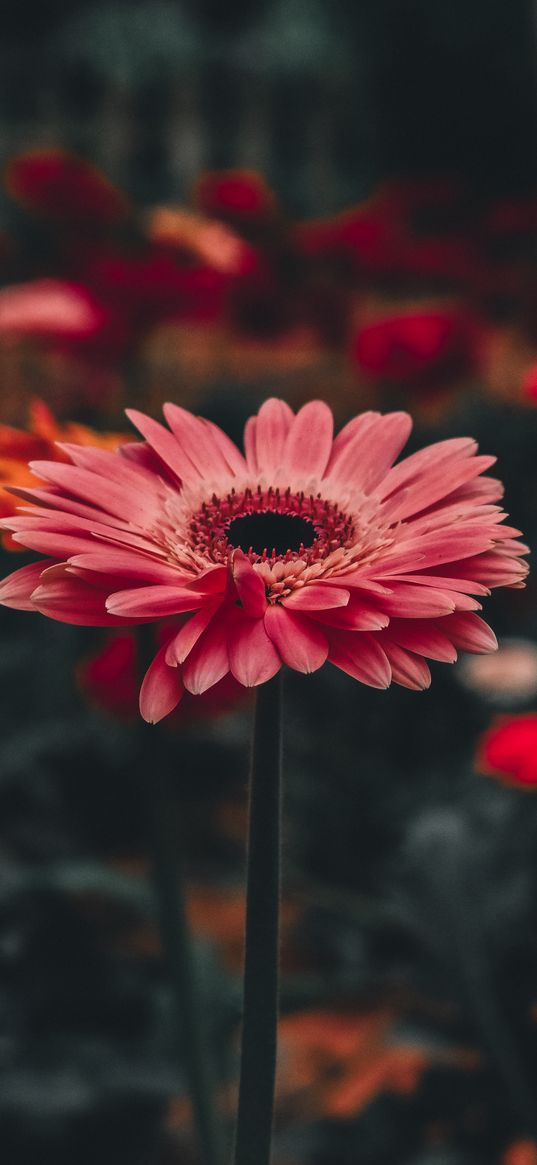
[0,397,528,723]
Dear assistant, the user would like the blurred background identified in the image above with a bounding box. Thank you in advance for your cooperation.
[1,1,537,1162]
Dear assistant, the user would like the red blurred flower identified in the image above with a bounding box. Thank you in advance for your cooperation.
[476,714,537,788]
[521,364,537,403]
[6,149,130,229]
[82,248,230,328]
[352,307,474,383]
[193,170,277,229]
[0,279,108,342]
[78,627,247,724]
[294,204,399,277]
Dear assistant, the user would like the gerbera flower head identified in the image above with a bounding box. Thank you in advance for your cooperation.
[0,399,528,723]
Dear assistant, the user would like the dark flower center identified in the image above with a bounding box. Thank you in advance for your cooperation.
[226,512,316,556]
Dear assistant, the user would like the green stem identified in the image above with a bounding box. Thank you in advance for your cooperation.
[233,672,283,1165]
[152,766,226,1165]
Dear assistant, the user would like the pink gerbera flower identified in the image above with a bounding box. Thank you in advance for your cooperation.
[0,399,528,722]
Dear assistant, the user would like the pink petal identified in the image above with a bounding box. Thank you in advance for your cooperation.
[125,408,192,484]
[328,631,392,688]
[182,605,231,694]
[449,551,529,588]
[165,599,224,664]
[228,612,281,686]
[358,412,413,493]
[378,436,477,500]
[441,613,498,654]
[56,443,159,493]
[383,620,457,663]
[281,400,333,479]
[282,583,350,611]
[232,551,267,616]
[382,642,431,690]
[326,412,412,493]
[264,605,329,673]
[31,566,137,626]
[28,459,157,525]
[0,560,49,610]
[253,398,294,475]
[324,412,381,476]
[139,641,184,723]
[380,455,496,522]
[204,419,248,475]
[243,417,259,473]
[309,600,390,630]
[67,550,186,585]
[379,583,457,618]
[375,528,496,573]
[120,439,181,487]
[105,585,207,618]
[7,486,138,531]
[310,604,390,631]
[7,529,101,557]
[163,403,234,481]
[384,571,490,597]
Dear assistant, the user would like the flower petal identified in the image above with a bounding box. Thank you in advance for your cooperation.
[281,400,333,479]
[243,417,259,473]
[254,398,294,475]
[125,408,192,484]
[105,585,207,618]
[165,599,224,665]
[383,619,458,663]
[282,583,350,611]
[264,605,329,673]
[31,565,137,625]
[382,642,431,690]
[182,605,232,694]
[0,560,49,610]
[229,612,281,686]
[232,550,267,616]
[163,403,235,482]
[67,550,185,585]
[325,412,411,493]
[380,455,496,522]
[328,631,392,688]
[28,459,158,525]
[442,612,498,654]
[140,641,184,723]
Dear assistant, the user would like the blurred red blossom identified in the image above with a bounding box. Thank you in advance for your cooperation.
[5,148,130,229]
[193,169,277,230]
[1,152,536,420]
[521,364,537,403]
[78,626,247,724]
[476,714,537,789]
[0,279,109,342]
[351,306,474,384]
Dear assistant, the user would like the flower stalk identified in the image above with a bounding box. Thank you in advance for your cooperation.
[233,671,283,1165]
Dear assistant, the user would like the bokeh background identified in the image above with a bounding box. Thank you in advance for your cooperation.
[1,2,537,1163]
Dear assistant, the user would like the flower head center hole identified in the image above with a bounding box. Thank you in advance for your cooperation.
[226,512,316,557]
